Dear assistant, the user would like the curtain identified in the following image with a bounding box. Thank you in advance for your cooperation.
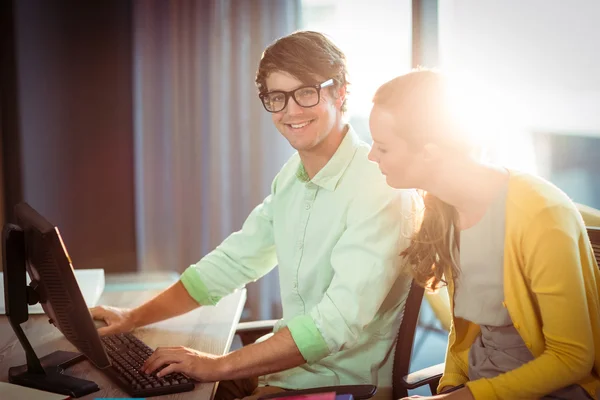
[133,0,300,320]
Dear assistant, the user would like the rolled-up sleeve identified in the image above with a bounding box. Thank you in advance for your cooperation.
[287,315,330,362]
[180,175,279,305]
[287,186,418,362]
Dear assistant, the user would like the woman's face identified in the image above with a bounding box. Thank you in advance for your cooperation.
[368,105,430,189]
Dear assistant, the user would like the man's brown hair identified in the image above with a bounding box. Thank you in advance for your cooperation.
[256,31,349,112]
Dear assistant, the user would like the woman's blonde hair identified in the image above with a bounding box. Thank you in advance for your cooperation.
[372,69,464,290]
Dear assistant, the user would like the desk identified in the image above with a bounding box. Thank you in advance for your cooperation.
[0,272,247,400]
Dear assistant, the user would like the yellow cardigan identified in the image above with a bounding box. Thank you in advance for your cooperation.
[438,171,600,399]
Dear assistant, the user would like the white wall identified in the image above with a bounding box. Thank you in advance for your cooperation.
[439,0,600,134]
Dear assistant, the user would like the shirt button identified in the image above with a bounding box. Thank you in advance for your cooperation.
[514,323,520,329]
[304,203,311,210]
[298,242,303,250]
[501,301,507,308]
[526,342,532,349]
[292,282,297,289]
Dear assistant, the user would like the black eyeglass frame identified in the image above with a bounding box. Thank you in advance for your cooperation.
[258,78,335,113]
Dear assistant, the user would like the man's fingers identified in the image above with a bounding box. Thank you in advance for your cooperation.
[97,324,120,336]
[144,352,182,374]
[156,363,180,378]
[142,347,178,366]
[89,306,108,319]
[145,357,180,375]
[142,350,159,371]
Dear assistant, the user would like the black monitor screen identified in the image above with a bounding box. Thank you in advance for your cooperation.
[15,202,111,369]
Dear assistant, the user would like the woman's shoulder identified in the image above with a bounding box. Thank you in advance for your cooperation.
[506,169,584,232]
[507,170,574,209]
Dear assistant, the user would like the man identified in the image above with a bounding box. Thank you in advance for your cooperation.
[91,31,417,400]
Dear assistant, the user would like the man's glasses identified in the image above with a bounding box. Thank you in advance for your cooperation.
[259,79,334,113]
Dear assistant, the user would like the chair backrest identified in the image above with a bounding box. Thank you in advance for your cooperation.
[587,226,600,268]
[391,279,425,399]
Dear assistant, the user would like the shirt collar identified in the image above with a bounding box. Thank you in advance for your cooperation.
[295,125,361,191]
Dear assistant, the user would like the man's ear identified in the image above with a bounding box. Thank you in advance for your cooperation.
[335,84,347,108]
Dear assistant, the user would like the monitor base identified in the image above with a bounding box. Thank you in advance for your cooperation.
[8,350,99,398]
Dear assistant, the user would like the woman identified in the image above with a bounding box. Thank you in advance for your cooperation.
[367,69,600,400]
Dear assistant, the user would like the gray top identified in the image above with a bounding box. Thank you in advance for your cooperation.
[468,326,591,399]
[454,185,510,326]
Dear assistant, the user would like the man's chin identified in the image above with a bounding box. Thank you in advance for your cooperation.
[287,139,317,152]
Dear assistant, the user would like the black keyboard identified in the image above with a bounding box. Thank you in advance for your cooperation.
[100,333,195,397]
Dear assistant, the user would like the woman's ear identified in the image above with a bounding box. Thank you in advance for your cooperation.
[422,143,443,164]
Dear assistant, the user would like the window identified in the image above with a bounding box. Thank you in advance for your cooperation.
[438,0,600,182]
[534,132,600,209]
[301,0,412,141]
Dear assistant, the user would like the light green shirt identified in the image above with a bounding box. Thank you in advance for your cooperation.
[180,126,417,389]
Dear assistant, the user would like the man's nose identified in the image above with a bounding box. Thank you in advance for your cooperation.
[284,96,304,115]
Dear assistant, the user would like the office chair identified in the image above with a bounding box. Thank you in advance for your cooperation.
[576,203,600,227]
[587,226,600,266]
[399,225,600,396]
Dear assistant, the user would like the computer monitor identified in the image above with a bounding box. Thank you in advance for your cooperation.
[3,202,110,397]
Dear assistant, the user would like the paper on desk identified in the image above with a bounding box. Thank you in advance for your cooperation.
[0,268,105,315]
[0,382,70,400]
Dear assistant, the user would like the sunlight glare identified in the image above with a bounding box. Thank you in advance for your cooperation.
[444,74,537,173]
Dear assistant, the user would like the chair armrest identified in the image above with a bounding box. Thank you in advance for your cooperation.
[258,384,377,400]
[236,319,279,333]
[402,362,444,390]
[235,319,278,346]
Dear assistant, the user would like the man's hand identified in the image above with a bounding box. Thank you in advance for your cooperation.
[142,346,225,382]
[90,305,137,336]
[139,327,305,383]
[89,281,201,336]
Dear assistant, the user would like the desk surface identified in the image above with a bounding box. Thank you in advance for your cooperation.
[0,272,246,400]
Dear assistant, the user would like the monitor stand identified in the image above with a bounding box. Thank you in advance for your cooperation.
[3,225,99,398]
[8,347,99,397]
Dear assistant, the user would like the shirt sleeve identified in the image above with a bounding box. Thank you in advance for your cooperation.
[439,281,471,391]
[287,185,419,363]
[466,205,595,399]
[180,174,279,305]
